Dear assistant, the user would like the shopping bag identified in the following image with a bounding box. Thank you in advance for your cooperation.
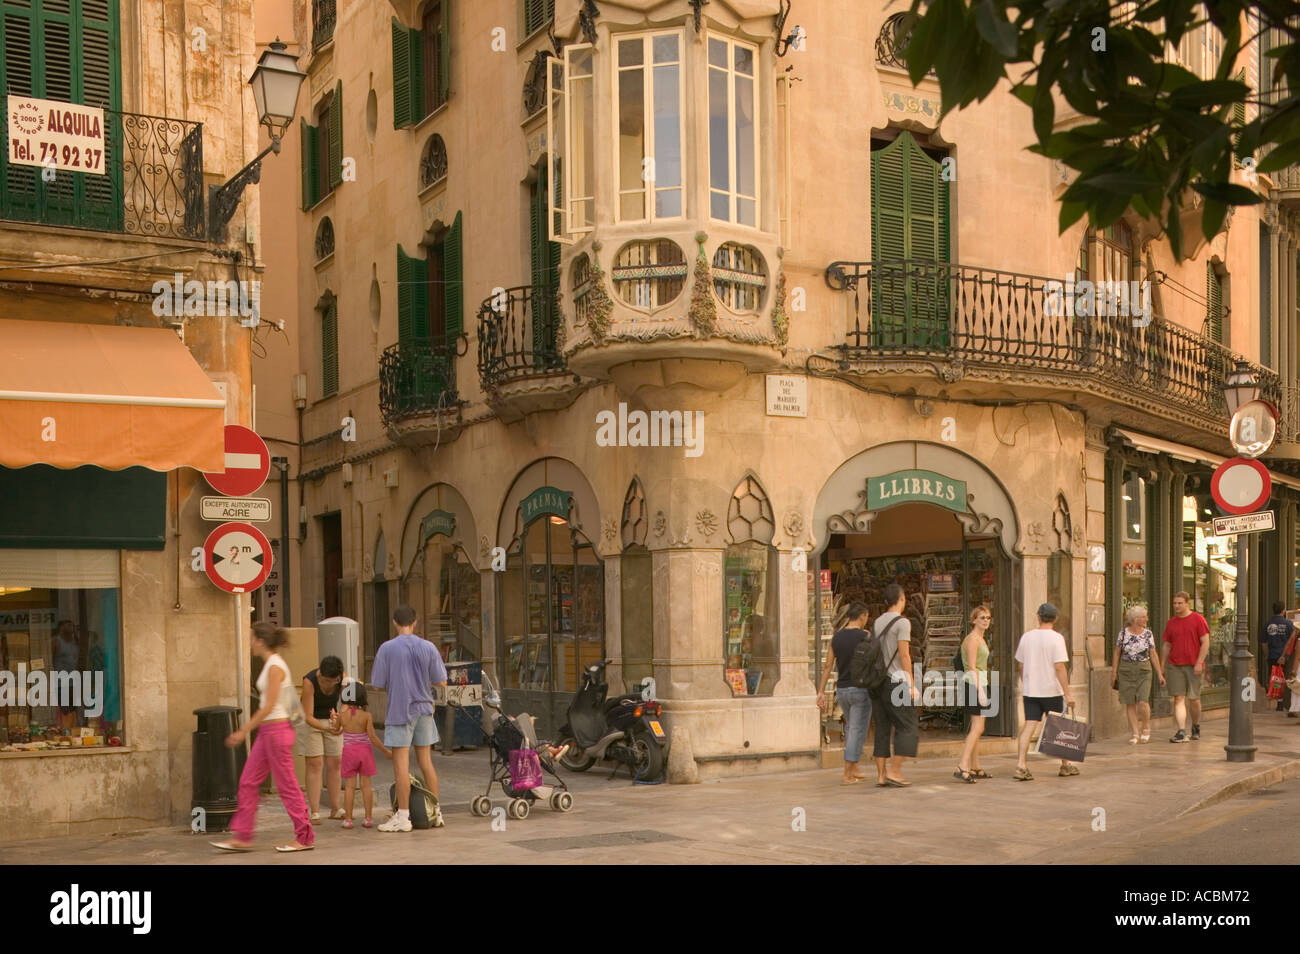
[1269,665,1287,700]
[509,748,544,791]
[1035,709,1090,762]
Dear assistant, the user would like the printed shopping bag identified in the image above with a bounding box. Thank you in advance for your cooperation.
[509,748,544,791]
[1269,665,1287,701]
[1035,709,1090,762]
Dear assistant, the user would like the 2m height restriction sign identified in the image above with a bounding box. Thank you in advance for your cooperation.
[204,425,270,497]
[203,522,273,594]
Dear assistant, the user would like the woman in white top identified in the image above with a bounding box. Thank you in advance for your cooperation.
[212,623,315,852]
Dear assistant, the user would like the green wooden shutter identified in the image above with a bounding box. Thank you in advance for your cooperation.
[437,0,450,108]
[444,210,463,341]
[78,0,121,230]
[300,117,318,209]
[1233,68,1246,126]
[1207,263,1224,343]
[410,26,424,121]
[392,17,411,127]
[1,5,40,220]
[869,131,950,350]
[322,299,338,396]
[397,244,430,342]
[328,80,343,188]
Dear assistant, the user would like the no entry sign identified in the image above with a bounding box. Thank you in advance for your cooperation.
[1211,457,1272,516]
[203,521,272,593]
[204,425,270,497]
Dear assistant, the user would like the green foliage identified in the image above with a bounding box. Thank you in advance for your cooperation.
[901,0,1300,258]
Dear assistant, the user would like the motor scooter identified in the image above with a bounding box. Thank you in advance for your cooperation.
[557,659,667,781]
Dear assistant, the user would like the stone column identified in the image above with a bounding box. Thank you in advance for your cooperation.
[1268,219,1280,371]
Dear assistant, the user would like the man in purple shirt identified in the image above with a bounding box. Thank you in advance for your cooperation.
[371,605,447,832]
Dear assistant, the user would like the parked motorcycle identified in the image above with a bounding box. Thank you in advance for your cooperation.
[557,660,667,782]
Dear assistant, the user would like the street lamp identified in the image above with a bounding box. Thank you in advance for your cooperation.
[208,38,307,241]
[1223,358,1260,763]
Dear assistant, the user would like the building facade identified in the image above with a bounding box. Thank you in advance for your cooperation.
[259,0,1300,776]
[0,0,269,838]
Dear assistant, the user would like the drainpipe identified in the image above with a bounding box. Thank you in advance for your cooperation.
[273,456,291,627]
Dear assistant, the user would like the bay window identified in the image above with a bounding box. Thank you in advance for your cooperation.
[708,36,758,227]
[547,45,594,241]
[615,32,683,223]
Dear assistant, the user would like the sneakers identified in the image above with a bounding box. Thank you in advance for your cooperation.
[1170,729,1189,743]
[1190,723,1201,741]
[1058,763,1080,776]
[378,811,412,832]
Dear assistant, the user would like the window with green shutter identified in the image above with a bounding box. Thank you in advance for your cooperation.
[522,0,554,38]
[0,0,122,229]
[869,131,950,351]
[392,16,425,128]
[301,86,341,208]
[328,80,342,189]
[321,296,338,397]
[423,2,449,114]
[1206,263,1224,344]
[397,225,459,407]
[530,173,559,364]
[301,117,319,210]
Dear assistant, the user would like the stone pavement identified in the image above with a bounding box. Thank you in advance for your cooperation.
[3,711,1299,865]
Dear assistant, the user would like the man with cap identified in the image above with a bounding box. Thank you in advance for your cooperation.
[1012,602,1077,781]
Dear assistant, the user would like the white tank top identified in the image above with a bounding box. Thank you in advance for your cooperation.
[255,653,292,720]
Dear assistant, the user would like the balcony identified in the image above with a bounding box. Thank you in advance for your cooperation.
[0,109,204,240]
[477,284,582,422]
[379,340,466,447]
[1273,164,1300,209]
[821,260,1281,444]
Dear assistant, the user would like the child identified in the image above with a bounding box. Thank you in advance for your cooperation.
[330,683,391,828]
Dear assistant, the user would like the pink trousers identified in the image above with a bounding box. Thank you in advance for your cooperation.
[230,720,314,846]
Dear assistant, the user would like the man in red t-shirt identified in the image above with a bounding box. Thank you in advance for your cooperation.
[1162,591,1210,742]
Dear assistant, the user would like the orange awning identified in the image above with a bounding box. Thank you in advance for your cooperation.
[0,318,226,472]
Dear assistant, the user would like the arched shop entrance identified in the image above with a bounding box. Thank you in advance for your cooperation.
[496,459,604,736]
[812,442,1023,739]
[397,483,482,663]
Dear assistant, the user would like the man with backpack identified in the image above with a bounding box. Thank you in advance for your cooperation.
[865,583,919,787]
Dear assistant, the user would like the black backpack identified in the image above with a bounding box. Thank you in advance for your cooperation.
[848,616,904,692]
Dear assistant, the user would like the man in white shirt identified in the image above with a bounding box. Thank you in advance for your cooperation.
[1013,602,1077,781]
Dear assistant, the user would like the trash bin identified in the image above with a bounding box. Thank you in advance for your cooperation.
[192,705,246,831]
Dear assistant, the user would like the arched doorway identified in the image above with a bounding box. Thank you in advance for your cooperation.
[495,459,604,735]
[397,483,481,663]
[812,442,1022,738]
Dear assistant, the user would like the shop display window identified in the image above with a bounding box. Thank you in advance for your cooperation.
[723,542,778,696]
[1121,470,1151,618]
[0,549,124,751]
[621,547,653,687]
[1182,487,1236,694]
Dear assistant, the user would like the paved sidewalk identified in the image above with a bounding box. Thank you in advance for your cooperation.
[3,711,1299,865]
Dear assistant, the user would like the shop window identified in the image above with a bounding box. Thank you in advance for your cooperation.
[301,82,343,209]
[420,541,481,662]
[612,239,687,309]
[707,36,758,227]
[621,479,652,687]
[1182,481,1236,699]
[419,134,448,190]
[391,4,450,128]
[1121,470,1151,618]
[614,31,683,222]
[0,549,124,750]
[712,242,767,313]
[723,476,778,697]
[546,44,594,239]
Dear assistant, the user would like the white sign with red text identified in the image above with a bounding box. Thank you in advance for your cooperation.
[7,96,106,174]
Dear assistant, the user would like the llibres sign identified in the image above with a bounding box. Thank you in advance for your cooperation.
[867,469,968,514]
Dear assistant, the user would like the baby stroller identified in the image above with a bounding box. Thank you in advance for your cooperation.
[467,675,573,820]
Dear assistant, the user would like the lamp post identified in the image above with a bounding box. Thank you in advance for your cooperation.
[1224,359,1260,763]
[208,38,307,241]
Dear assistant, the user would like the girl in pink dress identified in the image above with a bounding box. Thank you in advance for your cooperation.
[331,683,390,828]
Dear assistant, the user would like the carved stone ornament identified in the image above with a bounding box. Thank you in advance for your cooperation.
[602,517,618,543]
[938,358,965,384]
[653,510,667,538]
[696,510,718,538]
[1072,524,1086,555]
[1025,521,1045,548]
[479,535,492,560]
[783,510,805,538]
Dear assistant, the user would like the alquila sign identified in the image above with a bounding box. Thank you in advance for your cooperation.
[867,469,967,514]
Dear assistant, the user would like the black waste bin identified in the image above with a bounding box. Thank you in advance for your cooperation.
[192,705,247,832]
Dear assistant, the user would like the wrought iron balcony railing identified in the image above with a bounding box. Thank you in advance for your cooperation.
[313,0,337,50]
[1280,386,1300,446]
[477,284,567,390]
[0,109,204,240]
[379,339,461,427]
[823,259,1280,421]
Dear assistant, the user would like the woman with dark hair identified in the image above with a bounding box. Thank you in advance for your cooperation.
[817,601,873,784]
[211,623,315,852]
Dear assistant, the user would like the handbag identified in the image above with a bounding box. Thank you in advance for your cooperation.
[1035,708,1090,762]
[508,748,544,791]
[1268,665,1287,700]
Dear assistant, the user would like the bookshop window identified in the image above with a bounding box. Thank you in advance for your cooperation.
[1182,483,1236,693]
[724,476,778,697]
[422,541,481,663]
[1121,469,1150,614]
[621,479,652,687]
[0,550,124,749]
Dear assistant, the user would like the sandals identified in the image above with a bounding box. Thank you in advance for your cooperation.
[1139,730,1151,743]
[274,842,315,852]
[1013,767,1034,781]
[210,839,254,852]
[841,775,864,785]
[970,769,992,779]
[953,768,977,783]
[363,818,373,829]
[341,819,354,829]
[328,809,347,820]
[1129,735,1139,745]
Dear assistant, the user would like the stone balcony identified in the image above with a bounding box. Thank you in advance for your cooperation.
[476,284,583,423]
[378,339,466,447]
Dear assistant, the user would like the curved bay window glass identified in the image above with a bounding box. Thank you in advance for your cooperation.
[723,476,778,696]
[615,31,683,222]
[712,242,767,313]
[1182,479,1236,701]
[611,239,687,309]
[500,498,605,731]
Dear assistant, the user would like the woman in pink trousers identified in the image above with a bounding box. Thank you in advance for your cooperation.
[211,623,315,852]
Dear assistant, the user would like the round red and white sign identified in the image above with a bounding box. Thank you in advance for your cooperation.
[203,522,272,593]
[1211,457,1272,516]
[203,425,270,497]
